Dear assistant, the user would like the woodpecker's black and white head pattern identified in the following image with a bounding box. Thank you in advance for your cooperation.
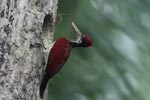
[70,22,92,48]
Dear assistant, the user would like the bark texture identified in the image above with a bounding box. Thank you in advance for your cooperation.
[0,0,58,100]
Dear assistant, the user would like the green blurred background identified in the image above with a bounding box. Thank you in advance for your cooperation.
[48,0,150,100]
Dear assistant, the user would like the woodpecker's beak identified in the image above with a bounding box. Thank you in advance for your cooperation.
[71,22,82,37]
[71,22,82,43]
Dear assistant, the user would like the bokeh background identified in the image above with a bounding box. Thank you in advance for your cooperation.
[48,0,150,100]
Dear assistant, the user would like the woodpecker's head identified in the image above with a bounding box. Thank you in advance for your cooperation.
[80,34,92,47]
[71,22,92,47]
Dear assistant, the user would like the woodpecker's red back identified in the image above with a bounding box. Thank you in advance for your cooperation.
[46,38,71,76]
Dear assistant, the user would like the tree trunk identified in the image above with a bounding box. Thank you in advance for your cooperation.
[0,0,58,100]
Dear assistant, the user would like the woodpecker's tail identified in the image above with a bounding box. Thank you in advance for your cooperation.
[39,73,49,99]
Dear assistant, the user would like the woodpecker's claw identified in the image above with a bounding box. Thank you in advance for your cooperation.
[71,22,82,44]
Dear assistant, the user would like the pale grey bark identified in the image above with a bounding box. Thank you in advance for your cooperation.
[0,0,58,100]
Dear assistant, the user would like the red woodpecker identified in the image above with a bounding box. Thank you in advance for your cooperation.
[39,22,92,99]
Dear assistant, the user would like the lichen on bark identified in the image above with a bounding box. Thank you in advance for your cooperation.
[0,0,58,100]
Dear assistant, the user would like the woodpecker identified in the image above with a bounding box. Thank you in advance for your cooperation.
[39,22,92,99]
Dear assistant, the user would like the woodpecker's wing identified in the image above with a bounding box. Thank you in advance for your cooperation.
[45,38,71,78]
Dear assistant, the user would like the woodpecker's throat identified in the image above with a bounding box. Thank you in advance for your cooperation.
[70,36,87,48]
